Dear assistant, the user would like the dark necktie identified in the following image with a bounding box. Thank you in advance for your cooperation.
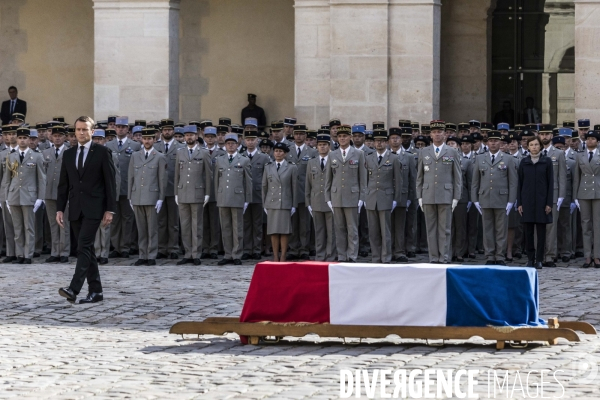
[209,149,213,155]
[491,154,495,165]
[19,151,24,163]
[165,143,169,153]
[378,155,382,165]
[118,140,122,150]
[590,152,593,163]
[229,155,233,163]
[78,146,85,172]
[189,148,193,159]
[392,151,397,155]
[10,149,15,153]
[321,158,325,171]
[543,149,547,157]
[277,162,281,171]
[55,148,59,159]
[145,152,148,160]
[297,147,301,158]
[249,153,253,160]
[10,100,15,114]
[342,150,346,158]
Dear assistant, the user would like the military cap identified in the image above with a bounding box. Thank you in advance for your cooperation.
[525,123,539,131]
[318,128,330,135]
[47,120,64,128]
[29,129,38,138]
[97,121,108,129]
[115,116,128,126]
[508,133,520,142]
[219,117,232,126]
[244,129,258,138]
[142,128,157,137]
[159,118,173,128]
[147,122,160,130]
[421,124,431,133]
[351,125,365,134]
[224,133,238,143]
[445,123,457,132]
[373,129,388,140]
[446,136,461,145]
[198,120,212,129]
[259,131,270,139]
[231,125,244,134]
[514,124,525,131]
[307,130,317,139]
[181,125,195,134]
[388,127,402,137]
[92,129,105,138]
[487,130,502,140]
[398,120,412,128]
[2,125,16,133]
[11,113,25,122]
[501,134,511,143]
[51,116,64,123]
[284,117,297,126]
[336,125,352,135]
[497,123,510,131]
[521,129,534,137]
[271,121,284,130]
[273,142,290,153]
[128,122,135,129]
[563,121,575,128]
[35,123,47,130]
[204,126,217,135]
[67,127,75,134]
[321,123,330,129]
[552,136,565,146]
[411,122,420,130]
[244,117,258,127]
[571,130,580,139]
[135,119,147,127]
[430,120,446,129]
[415,135,430,145]
[594,124,600,131]
[316,133,331,143]
[174,122,185,128]
[469,120,481,128]
[538,124,553,133]
[329,118,341,128]
[471,132,484,141]
[107,115,117,123]
[16,127,30,137]
[552,127,559,136]
[293,123,307,132]
[175,127,185,135]
[578,119,590,128]
[461,135,475,144]
[585,131,600,140]
[248,93,257,99]
[132,126,143,134]
[105,128,117,137]
[400,127,412,136]
[480,122,494,131]
[51,126,66,135]
[365,130,374,141]
[260,138,274,148]
[373,121,385,130]
[216,125,229,133]
[458,123,470,131]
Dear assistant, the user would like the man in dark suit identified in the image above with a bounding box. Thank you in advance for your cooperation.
[57,116,116,305]
[1,86,27,125]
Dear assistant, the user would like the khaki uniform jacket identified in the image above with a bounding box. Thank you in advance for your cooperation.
[416,145,462,204]
[563,156,576,205]
[127,149,166,206]
[365,151,402,211]
[110,151,121,201]
[305,156,331,212]
[153,140,185,197]
[241,150,270,204]
[286,144,318,203]
[324,146,367,207]
[262,160,298,210]
[42,146,66,200]
[573,150,600,200]
[471,151,518,208]
[174,146,213,204]
[544,146,568,204]
[3,150,46,206]
[105,138,142,196]
[395,150,416,206]
[205,146,226,202]
[214,153,253,207]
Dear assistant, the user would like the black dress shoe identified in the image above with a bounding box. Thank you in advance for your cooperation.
[477,250,484,255]
[176,258,193,265]
[496,260,506,266]
[514,253,522,259]
[309,250,316,256]
[121,251,129,258]
[430,261,440,264]
[59,287,77,303]
[218,251,225,256]
[134,259,148,266]
[60,256,69,263]
[468,254,476,259]
[358,251,369,258]
[147,259,156,266]
[129,248,139,255]
[241,253,251,260]
[561,256,571,262]
[156,253,167,259]
[583,261,592,268]
[525,260,534,267]
[210,253,218,259]
[99,257,108,265]
[200,252,210,259]
[79,292,103,304]
[485,260,495,265]
[233,259,242,265]
[193,258,201,266]
[13,257,24,264]
[407,252,416,258]
[169,252,179,259]
[300,253,310,260]
[33,252,40,258]
[218,258,233,266]
[534,262,543,270]
[456,257,465,263]
[3,256,16,263]
[397,255,408,263]
[505,257,513,262]
[45,256,60,263]
[108,251,121,258]
[451,256,457,262]
[23,258,32,264]
[595,261,600,269]
[347,259,356,263]
[544,262,557,268]
[252,253,261,260]
[575,251,585,258]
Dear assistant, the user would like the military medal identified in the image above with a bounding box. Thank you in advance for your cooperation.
[424,166,430,172]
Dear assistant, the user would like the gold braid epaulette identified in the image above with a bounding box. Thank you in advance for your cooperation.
[6,157,18,178]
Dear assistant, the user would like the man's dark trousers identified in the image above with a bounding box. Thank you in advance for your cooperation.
[69,216,103,294]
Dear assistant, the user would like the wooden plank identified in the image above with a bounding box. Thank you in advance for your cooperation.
[557,321,597,334]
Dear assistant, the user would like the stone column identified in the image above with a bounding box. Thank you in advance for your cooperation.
[574,0,600,122]
[295,0,331,127]
[388,0,441,124]
[93,0,180,120]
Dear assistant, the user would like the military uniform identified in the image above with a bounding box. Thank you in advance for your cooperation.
[105,137,141,256]
[95,150,121,260]
[2,145,46,261]
[558,146,576,260]
[202,142,226,257]
[542,145,567,264]
[214,151,252,262]
[573,145,600,261]
[306,153,336,261]
[42,144,70,260]
[154,138,185,257]
[471,149,518,263]
[174,145,212,261]
[0,144,18,260]
[355,143,375,256]
[324,143,368,262]
[451,152,473,260]
[416,140,462,263]
[262,159,297,234]
[128,146,166,262]
[241,148,269,258]
[365,148,402,263]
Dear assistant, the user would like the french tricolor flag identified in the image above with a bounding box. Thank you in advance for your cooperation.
[240,262,545,328]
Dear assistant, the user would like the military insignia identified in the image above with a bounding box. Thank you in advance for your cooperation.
[301,156,310,161]
[552,156,557,161]
[332,159,337,164]
[425,156,431,160]
[384,160,391,166]
[26,162,36,167]
[349,159,358,165]
[442,156,454,162]
[498,165,507,170]
[424,166,430,172]
[125,148,133,154]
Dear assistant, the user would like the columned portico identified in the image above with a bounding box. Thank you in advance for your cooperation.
[93,0,180,120]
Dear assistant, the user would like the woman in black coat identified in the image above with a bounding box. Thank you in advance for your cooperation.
[517,136,553,269]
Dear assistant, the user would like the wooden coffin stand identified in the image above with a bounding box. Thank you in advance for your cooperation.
[170,317,596,350]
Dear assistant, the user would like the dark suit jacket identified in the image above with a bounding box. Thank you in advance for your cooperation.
[1,98,27,125]
[57,142,117,221]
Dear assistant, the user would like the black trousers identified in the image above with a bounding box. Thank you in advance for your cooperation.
[69,216,103,294]
[524,222,546,263]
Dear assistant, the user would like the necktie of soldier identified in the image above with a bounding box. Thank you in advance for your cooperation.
[55,148,59,159]
[189,148,193,159]
[229,155,233,163]
[118,140,122,150]
[321,158,325,171]
[435,147,440,158]
[165,143,169,153]
[10,149,15,153]
[378,155,382,165]
[19,151,24,163]
[342,150,346,161]
[297,147,301,158]
[590,152,593,163]
[145,151,148,160]
[78,146,84,173]
[491,154,495,165]
[543,149,547,157]
[248,153,253,160]
[209,150,213,155]
[277,162,280,171]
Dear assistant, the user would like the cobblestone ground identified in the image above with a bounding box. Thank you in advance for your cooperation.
[1,252,600,399]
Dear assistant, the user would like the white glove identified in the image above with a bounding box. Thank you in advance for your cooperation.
[264,208,268,215]
[6,203,10,215]
[290,207,296,216]
[175,195,178,205]
[129,200,133,209]
[506,202,513,216]
[392,201,397,212]
[308,205,313,217]
[570,202,577,214]
[243,202,249,214]
[451,199,458,212]
[406,200,411,208]
[327,200,334,214]
[204,195,210,207]
[418,198,423,210]
[474,201,482,215]
[557,197,564,209]
[575,199,580,210]
[155,200,163,213]
[33,199,43,213]
[467,201,472,212]
[358,200,363,213]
